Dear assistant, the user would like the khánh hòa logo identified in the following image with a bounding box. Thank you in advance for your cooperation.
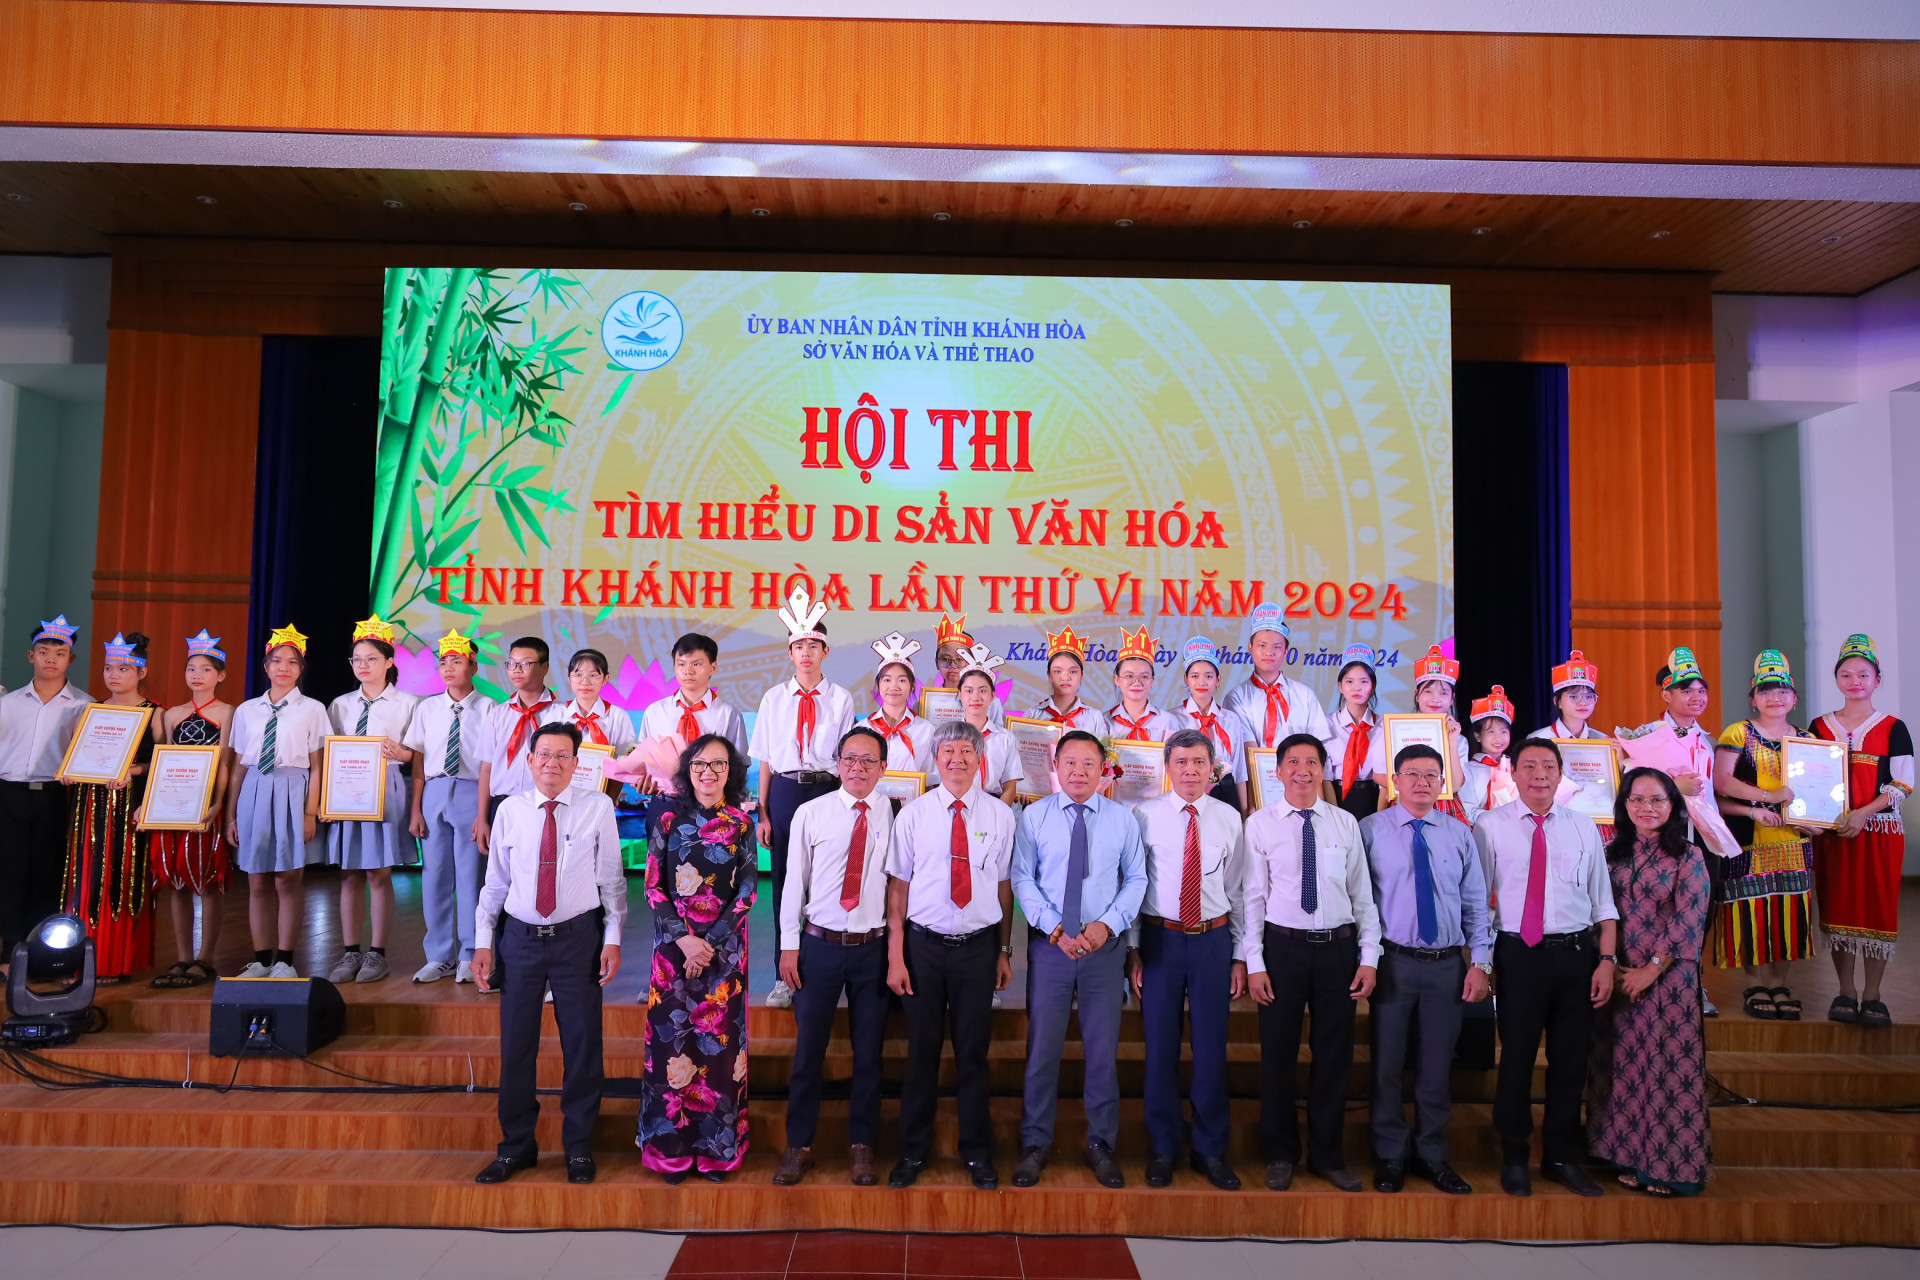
[603,291,685,372]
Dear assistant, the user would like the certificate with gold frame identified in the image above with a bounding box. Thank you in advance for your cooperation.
[570,741,616,793]
[1245,746,1282,810]
[1006,715,1062,803]
[138,745,222,830]
[918,687,964,724]
[1782,736,1848,830]
[1106,739,1170,806]
[319,736,387,822]
[57,702,155,786]
[1555,739,1621,823]
[1382,713,1460,800]
[873,770,928,803]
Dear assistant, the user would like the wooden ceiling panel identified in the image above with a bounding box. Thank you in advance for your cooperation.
[0,162,1916,295]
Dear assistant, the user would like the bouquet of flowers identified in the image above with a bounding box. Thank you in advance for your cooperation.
[606,733,688,793]
[1614,725,1740,856]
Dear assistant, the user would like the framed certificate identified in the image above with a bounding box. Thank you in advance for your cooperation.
[874,770,927,802]
[1783,736,1849,829]
[1245,746,1282,810]
[1382,713,1460,800]
[1006,715,1062,802]
[319,736,387,822]
[57,703,155,786]
[139,745,222,830]
[570,741,616,793]
[1555,739,1621,823]
[1107,739,1169,806]
[919,687,964,724]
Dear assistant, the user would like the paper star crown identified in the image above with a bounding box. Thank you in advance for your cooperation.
[1181,636,1221,672]
[1470,685,1516,725]
[956,642,1006,680]
[185,630,225,662]
[1245,601,1290,642]
[1838,633,1879,668]
[436,627,477,658]
[1115,626,1156,667]
[871,631,922,674]
[103,633,146,668]
[1661,646,1706,689]
[352,614,396,644]
[1552,649,1599,692]
[1413,645,1459,686]
[1044,625,1088,663]
[265,623,309,655]
[32,615,76,646]
[934,613,973,649]
[1751,649,1795,692]
[1337,643,1376,672]
[777,585,829,645]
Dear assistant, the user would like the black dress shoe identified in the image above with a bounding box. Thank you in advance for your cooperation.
[1411,1158,1472,1195]
[1012,1147,1047,1187]
[475,1155,532,1184]
[661,1169,688,1185]
[1189,1152,1242,1191]
[1313,1164,1364,1193]
[1374,1159,1406,1193]
[888,1158,924,1189]
[966,1160,999,1190]
[1264,1159,1294,1191]
[1085,1141,1124,1189]
[1542,1160,1602,1198]
[567,1156,596,1185]
[1500,1163,1532,1197]
[1146,1152,1174,1188]
[702,1168,728,1183]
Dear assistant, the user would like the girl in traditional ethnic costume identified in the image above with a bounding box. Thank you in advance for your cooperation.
[1324,644,1384,822]
[1712,650,1818,1019]
[60,632,158,983]
[1810,634,1911,1027]
[148,631,234,987]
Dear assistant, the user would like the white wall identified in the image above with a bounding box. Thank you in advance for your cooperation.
[0,258,111,365]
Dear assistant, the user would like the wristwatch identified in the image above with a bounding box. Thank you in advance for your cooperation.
[1471,961,1493,975]
[1598,953,1619,964]
[999,944,1014,956]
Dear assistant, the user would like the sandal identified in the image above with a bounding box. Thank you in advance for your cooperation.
[95,973,128,987]
[1859,1000,1893,1028]
[177,959,218,988]
[149,962,193,989]
[1772,987,1802,1021]
[1742,985,1778,1019]
[1642,1182,1675,1198]
[1828,995,1860,1023]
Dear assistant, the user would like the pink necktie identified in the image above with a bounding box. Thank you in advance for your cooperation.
[1521,813,1548,946]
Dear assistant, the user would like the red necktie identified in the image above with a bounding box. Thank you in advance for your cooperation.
[1252,676,1290,746]
[977,728,993,786]
[506,691,556,762]
[1191,707,1231,755]
[1479,754,1501,767]
[1521,812,1548,946]
[841,800,869,911]
[1341,717,1371,799]
[573,709,607,746]
[871,712,915,757]
[1043,703,1083,728]
[675,697,705,744]
[1111,706,1153,739]
[795,687,819,753]
[535,799,560,918]
[948,799,972,908]
[1179,803,1203,928]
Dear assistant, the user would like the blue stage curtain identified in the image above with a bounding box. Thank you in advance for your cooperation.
[248,336,380,704]
[1452,362,1572,736]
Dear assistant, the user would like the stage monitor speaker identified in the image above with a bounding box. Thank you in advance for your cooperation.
[208,976,345,1058]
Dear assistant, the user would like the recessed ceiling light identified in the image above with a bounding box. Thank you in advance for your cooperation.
[1292,220,1312,230]
[1471,226,1494,236]
[932,211,951,221]
[195,195,217,205]
[751,207,771,217]
[382,199,404,209]
[1650,230,1671,239]
[568,202,587,212]
[1821,234,1844,245]
[4,192,27,203]
[1114,218,1134,227]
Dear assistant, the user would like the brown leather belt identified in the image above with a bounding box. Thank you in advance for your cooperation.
[804,922,888,946]
[1144,912,1231,935]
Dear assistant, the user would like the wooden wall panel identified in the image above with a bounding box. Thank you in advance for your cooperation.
[93,330,261,706]
[3,0,1916,166]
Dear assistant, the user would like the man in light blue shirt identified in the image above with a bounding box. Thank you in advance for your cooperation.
[1010,730,1148,1189]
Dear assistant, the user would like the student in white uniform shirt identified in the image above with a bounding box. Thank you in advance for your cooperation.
[1460,685,1520,824]
[473,635,567,849]
[1025,626,1110,740]
[750,588,857,1008]
[931,613,1004,726]
[1223,602,1331,761]
[0,614,92,956]
[322,616,421,986]
[1324,644,1385,823]
[1106,626,1181,752]
[1531,649,1607,743]
[1243,732,1381,1194]
[560,647,637,758]
[772,725,894,1189]
[224,625,331,978]
[636,632,749,758]
[404,628,498,984]
[864,633,934,779]
[1173,636,1253,813]
[956,645,1021,803]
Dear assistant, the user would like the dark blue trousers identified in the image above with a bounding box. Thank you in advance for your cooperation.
[785,932,890,1148]
[1139,922,1235,1159]
[764,775,839,939]
[496,912,604,1161]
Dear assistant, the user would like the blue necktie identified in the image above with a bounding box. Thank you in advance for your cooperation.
[1295,808,1317,915]
[1410,817,1439,945]
[1062,802,1089,937]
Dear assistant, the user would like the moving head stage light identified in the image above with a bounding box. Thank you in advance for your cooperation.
[4,913,99,1046]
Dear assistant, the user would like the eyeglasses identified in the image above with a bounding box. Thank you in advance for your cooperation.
[689,760,730,775]
[839,754,883,768]
[1395,771,1443,784]
[1625,795,1672,807]
[504,660,542,672]
[348,655,383,666]
[531,752,575,765]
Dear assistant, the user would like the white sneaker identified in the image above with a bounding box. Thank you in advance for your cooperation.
[355,951,391,983]
[992,990,1004,1009]
[268,961,298,979]
[327,951,364,983]
[456,961,474,984]
[765,980,794,1009]
[1703,989,1719,1018]
[544,989,554,1004]
[414,960,457,984]
[237,961,271,978]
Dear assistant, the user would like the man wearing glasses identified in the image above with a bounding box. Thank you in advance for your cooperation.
[1358,743,1493,1195]
[772,725,895,1188]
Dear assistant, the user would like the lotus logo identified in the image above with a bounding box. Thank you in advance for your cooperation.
[602,290,685,372]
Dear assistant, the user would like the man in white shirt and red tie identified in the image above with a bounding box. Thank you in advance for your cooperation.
[1127,728,1248,1190]
[1243,732,1380,1193]
[470,723,626,1187]
[1223,603,1332,766]
[773,725,894,1189]
[884,719,1016,1190]
[751,588,857,1009]
[1471,737,1619,1199]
